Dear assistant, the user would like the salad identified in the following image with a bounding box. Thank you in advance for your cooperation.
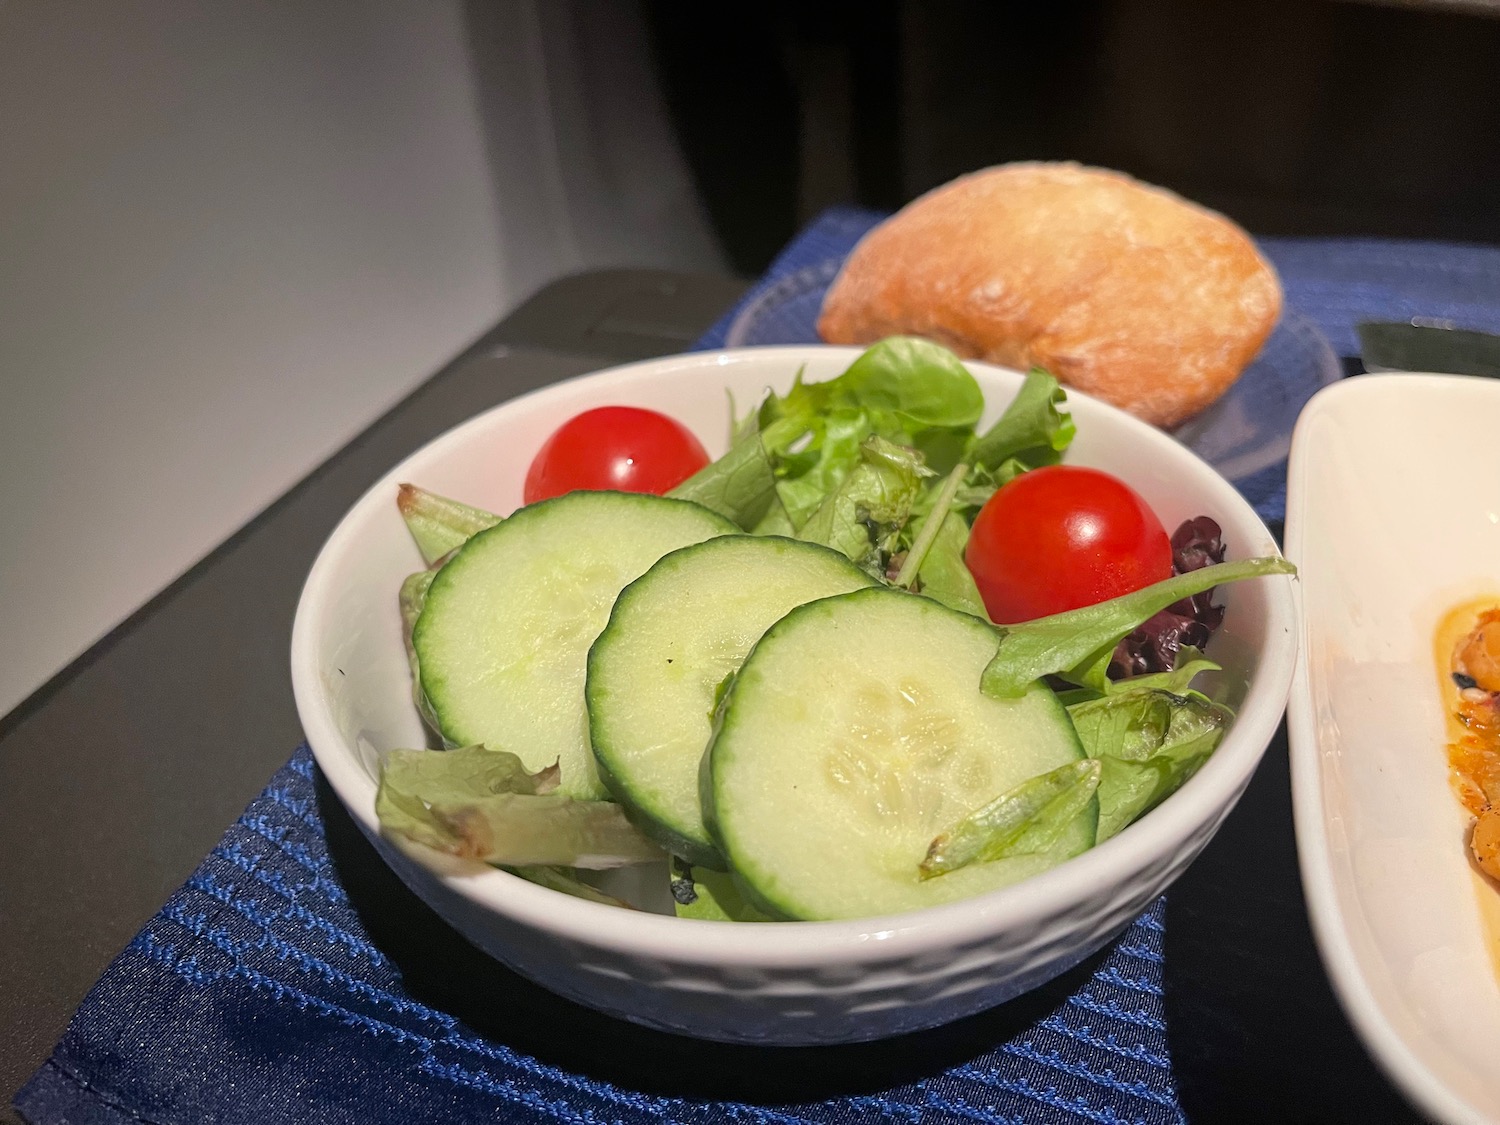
[377,338,1293,922]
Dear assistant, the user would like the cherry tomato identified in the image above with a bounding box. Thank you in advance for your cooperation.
[523,406,710,504]
[964,465,1172,624]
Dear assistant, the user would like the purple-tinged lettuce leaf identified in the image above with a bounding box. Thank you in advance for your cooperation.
[1111,518,1230,677]
[980,556,1296,699]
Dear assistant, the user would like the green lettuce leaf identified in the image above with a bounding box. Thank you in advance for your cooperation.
[667,430,778,530]
[760,339,983,432]
[909,510,988,618]
[670,859,773,921]
[727,387,761,447]
[920,759,1101,878]
[399,569,435,651]
[396,484,501,566]
[831,336,985,429]
[901,371,1073,527]
[753,339,984,528]
[1053,648,1220,706]
[768,405,879,529]
[510,865,637,908]
[1067,688,1232,841]
[966,368,1075,475]
[980,557,1297,698]
[796,436,933,575]
[377,744,663,868]
[1107,650,1220,697]
[750,497,796,537]
[944,462,1008,520]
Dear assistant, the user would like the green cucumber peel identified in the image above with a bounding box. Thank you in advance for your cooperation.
[398,570,445,734]
[399,569,435,653]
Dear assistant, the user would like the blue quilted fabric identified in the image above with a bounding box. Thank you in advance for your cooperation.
[17,212,1500,1125]
[17,751,1187,1125]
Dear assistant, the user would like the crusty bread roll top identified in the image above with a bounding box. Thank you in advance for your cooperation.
[817,162,1283,429]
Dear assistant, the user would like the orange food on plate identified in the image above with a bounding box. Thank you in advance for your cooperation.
[1440,604,1500,883]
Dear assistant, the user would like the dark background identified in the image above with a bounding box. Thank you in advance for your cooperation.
[645,0,1500,275]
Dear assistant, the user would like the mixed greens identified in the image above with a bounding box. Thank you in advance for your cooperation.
[374,338,1293,919]
[671,337,1074,597]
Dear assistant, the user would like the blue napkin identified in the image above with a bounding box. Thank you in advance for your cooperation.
[17,215,1500,1125]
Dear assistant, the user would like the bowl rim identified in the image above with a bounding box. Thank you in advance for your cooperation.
[291,344,1298,966]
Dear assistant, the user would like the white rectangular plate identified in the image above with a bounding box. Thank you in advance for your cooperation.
[1286,373,1500,1124]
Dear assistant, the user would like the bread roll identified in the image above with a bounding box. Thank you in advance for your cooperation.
[817,162,1282,428]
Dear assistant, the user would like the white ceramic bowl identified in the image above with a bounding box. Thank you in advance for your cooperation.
[291,346,1297,1045]
[1286,373,1500,1124]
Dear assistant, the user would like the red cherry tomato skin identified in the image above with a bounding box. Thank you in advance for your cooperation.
[964,465,1172,625]
[523,406,710,504]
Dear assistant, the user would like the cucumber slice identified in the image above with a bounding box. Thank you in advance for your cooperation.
[706,587,1095,920]
[587,535,876,866]
[413,491,734,799]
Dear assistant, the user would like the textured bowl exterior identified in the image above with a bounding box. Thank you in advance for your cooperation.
[292,346,1295,1045]
[365,794,1237,1045]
